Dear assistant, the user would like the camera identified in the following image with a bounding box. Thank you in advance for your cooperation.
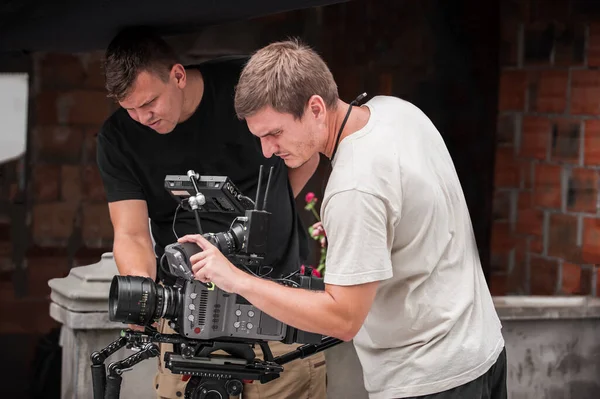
[91,166,341,399]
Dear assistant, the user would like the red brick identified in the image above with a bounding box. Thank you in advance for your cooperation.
[498,70,527,111]
[492,190,511,221]
[490,252,509,274]
[533,164,562,208]
[530,256,558,295]
[494,147,519,188]
[582,217,600,262]
[520,161,533,189]
[32,126,83,162]
[554,24,586,67]
[61,165,82,204]
[83,127,100,164]
[36,90,112,125]
[38,53,85,90]
[560,262,582,294]
[570,70,600,115]
[550,119,581,163]
[584,120,600,165]
[496,114,516,146]
[588,23,600,67]
[516,208,544,236]
[83,55,106,90]
[520,116,550,160]
[73,247,112,267]
[491,221,515,255]
[566,168,598,213]
[25,254,70,298]
[507,242,528,294]
[547,213,582,263]
[530,236,544,254]
[81,203,114,246]
[581,267,593,295]
[31,164,60,202]
[528,70,568,113]
[31,203,77,245]
[82,165,107,202]
[490,273,507,296]
[518,191,533,209]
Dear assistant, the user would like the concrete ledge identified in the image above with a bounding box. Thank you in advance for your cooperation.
[493,296,600,320]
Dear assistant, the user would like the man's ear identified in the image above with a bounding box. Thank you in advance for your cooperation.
[307,95,326,120]
[172,64,186,87]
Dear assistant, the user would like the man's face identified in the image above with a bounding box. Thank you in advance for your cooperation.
[246,106,320,169]
[119,67,184,134]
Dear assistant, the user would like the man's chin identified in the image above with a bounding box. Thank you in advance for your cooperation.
[153,124,174,134]
[283,157,307,169]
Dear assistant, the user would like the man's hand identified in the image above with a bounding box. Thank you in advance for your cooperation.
[178,234,248,293]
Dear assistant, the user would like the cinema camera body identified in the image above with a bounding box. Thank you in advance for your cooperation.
[90,166,341,399]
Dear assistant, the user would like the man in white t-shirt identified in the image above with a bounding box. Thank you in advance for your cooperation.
[179,38,507,399]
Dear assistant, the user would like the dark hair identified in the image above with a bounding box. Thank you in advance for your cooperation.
[104,27,180,101]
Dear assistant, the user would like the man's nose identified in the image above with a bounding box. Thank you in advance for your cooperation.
[261,138,276,158]
[141,110,154,125]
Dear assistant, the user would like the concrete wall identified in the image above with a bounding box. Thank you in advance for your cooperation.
[326,296,600,399]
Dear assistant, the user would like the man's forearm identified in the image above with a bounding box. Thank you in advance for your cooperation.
[113,233,157,280]
[235,274,355,341]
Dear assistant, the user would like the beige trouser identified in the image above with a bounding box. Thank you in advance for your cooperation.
[154,319,327,399]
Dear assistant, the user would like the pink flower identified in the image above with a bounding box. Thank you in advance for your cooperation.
[305,192,316,203]
[312,269,322,278]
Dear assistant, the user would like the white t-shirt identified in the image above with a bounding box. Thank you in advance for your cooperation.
[322,96,504,399]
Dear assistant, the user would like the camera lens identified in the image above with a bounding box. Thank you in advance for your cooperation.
[206,223,245,255]
[109,275,180,326]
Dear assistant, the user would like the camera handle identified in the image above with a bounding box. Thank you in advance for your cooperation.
[186,170,205,235]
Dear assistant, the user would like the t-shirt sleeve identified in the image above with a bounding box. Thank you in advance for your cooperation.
[322,189,394,286]
[96,125,145,203]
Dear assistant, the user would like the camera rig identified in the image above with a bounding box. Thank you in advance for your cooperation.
[91,166,342,399]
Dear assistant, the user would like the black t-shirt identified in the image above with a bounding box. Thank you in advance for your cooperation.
[96,57,309,280]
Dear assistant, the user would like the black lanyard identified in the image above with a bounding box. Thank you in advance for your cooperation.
[320,92,368,196]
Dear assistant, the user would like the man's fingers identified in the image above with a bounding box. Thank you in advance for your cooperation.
[191,258,206,273]
[193,234,214,250]
[179,233,213,250]
[190,250,207,264]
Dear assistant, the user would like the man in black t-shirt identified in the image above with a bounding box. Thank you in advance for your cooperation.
[96,28,326,399]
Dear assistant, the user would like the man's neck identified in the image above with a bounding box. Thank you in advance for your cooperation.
[180,68,204,123]
[322,99,370,160]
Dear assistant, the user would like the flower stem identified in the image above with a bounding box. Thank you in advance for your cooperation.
[310,207,320,221]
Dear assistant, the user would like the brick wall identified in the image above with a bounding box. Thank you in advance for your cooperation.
[0,52,115,337]
[492,0,600,296]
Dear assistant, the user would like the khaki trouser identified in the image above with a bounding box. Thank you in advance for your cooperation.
[154,319,327,399]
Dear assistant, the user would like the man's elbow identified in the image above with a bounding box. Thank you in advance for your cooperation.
[333,318,362,342]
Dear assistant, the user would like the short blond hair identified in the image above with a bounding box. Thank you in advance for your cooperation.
[235,38,338,120]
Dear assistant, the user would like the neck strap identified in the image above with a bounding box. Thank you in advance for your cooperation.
[330,92,367,162]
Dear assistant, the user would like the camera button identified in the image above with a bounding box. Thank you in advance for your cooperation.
[247,323,253,330]
[248,310,255,317]
[235,309,242,316]
[187,315,195,322]
[234,321,241,328]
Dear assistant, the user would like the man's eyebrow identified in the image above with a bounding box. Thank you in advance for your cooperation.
[124,96,156,110]
[257,128,282,138]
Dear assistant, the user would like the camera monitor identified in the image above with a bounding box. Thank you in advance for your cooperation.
[164,174,254,214]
